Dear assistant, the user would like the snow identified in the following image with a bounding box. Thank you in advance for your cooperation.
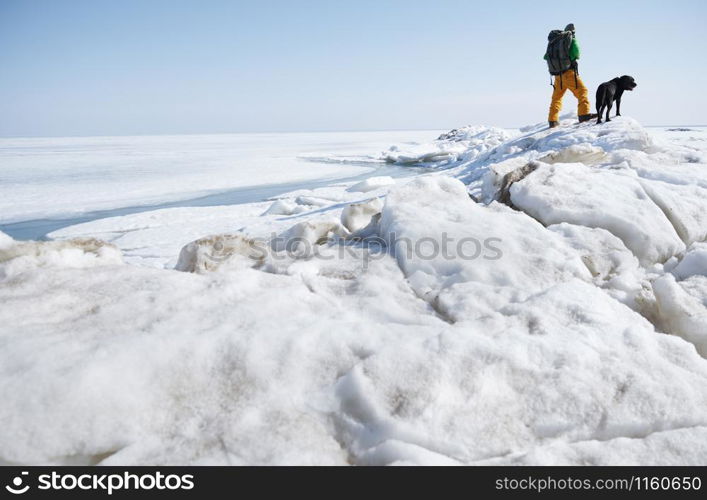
[652,274,707,357]
[378,176,592,321]
[347,176,395,193]
[639,179,707,244]
[334,279,707,465]
[261,199,309,216]
[510,162,685,265]
[0,231,14,250]
[478,426,707,466]
[47,203,282,269]
[0,237,123,279]
[0,130,437,224]
[383,125,517,167]
[174,234,268,274]
[341,197,383,233]
[652,242,707,357]
[547,223,641,287]
[672,242,707,280]
[2,120,707,466]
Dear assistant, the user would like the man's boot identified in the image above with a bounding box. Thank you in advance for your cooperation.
[578,114,598,123]
[549,121,559,128]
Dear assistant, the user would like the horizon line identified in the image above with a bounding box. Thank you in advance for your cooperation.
[1,124,705,141]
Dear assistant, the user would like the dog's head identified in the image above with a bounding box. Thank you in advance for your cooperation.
[618,75,637,91]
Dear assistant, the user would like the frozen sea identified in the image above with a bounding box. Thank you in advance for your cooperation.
[0,130,440,239]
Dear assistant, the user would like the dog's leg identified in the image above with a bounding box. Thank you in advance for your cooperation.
[606,101,612,122]
[596,87,604,124]
[597,99,605,124]
[596,102,603,124]
[616,97,621,117]
[598,100,608,124]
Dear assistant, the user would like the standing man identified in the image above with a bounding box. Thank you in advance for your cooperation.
[544,23,595,128]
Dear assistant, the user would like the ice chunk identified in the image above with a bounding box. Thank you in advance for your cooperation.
[672,243,707,280]
[653,274,707,357]
[640,179,707,245]
[545,117,660,153]
[341,198,383,233]
[548,223,641,286]
[0,231,14,250]
[48,202,277,270]
[384,126,517,167]
[379,176,592,321]
[539,143,607,165]
[496,162,539,207]
[347,176,395,193]
[272,219,349,255]
[334,279,707,464]
[261,199,308,216]
[175,234,268,273]
[510,162,685,265]
[293,195,332,207]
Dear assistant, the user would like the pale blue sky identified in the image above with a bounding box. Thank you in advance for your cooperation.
[1,0,705,136]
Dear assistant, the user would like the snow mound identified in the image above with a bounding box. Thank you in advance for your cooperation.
[639,179,707,245]
[513,116,659,154]
[653,272,707,357]
[175,234,267,273]
[539,143,607,165]
[272,218,349,255]
[379,176,592,320]
[347,176,395,193]
[341,198,383,233]
[262,195,335,216]
[383,125,516,167]
[293,195,332,207]
[510,162,685,265]
[334,277,707,464]
[407,117,690,204]
[0,231,122,278]
[672,243,707,280]
[0,231,14,250]
[262,199,309,216]
[547,223,641,288]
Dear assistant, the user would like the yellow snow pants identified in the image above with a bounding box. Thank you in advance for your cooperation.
[548,69,591,122]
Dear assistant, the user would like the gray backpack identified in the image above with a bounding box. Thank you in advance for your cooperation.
[545,30,573,75]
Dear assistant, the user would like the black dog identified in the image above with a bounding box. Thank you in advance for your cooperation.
[596,75,637,124]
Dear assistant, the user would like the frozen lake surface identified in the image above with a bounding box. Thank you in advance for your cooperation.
[0,130,438,239]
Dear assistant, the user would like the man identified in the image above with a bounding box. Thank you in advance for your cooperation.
[544,23,595,128]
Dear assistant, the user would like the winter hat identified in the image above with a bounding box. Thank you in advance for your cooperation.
[565,23,575,32]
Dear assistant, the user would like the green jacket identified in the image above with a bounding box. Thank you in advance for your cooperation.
[544,37,580,61]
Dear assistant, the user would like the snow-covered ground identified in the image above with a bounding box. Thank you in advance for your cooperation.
[0,130,437,226]
[1,119,707,465]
